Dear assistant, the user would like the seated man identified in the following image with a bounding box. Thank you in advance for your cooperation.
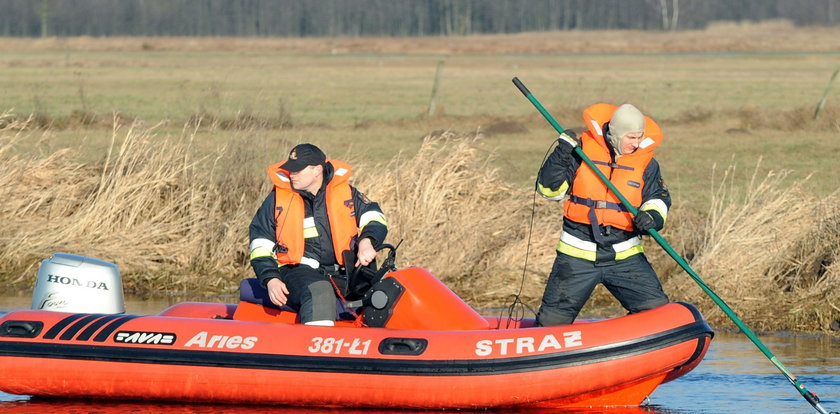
[248,143,388,326]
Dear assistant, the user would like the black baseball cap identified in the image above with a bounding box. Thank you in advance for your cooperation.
[280,143,326,172]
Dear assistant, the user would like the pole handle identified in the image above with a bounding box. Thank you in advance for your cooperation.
[512,77,531,96]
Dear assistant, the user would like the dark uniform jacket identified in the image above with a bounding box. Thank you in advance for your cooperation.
[249,162,387,287]
[537,124,671,261]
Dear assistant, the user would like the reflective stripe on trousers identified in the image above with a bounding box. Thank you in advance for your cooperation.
[557,231,643,261]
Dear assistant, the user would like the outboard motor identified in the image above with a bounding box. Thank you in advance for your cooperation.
[362,267,490,331]
[31,253,125,313]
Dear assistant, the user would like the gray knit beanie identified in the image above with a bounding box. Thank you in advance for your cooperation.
[607,104,645,155]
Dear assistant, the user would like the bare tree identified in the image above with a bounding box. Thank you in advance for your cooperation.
[670,0,679,31]
[649,0,679,30]
[651,0,669,30]
[0,0,836,38]
[39,0,49,37]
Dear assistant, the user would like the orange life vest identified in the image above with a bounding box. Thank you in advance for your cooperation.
[267,160,358,266]
[564,103,663,232]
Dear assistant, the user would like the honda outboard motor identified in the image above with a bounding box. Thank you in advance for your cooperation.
[31,253,125,313]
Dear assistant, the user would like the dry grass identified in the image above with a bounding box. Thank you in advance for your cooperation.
[731,105,840,132]
[1,24,837,333]
[660,163,840,332]
[0,116,263,293]
[355,131,536,304]
[1,113,837,333]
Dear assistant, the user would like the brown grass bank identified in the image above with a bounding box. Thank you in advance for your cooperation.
[0,114,264,291]
[650,165,840,333]
[0,117,837,334]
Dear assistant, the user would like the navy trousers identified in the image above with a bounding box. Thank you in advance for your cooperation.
[280,265,337,324]
[535,252,669,326]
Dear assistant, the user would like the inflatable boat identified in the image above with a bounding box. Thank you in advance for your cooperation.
[0,253,713,409]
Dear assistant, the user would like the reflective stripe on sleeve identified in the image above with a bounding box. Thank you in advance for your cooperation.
[249,238,276,260]
[249,247,274,261]
[640,198,669,223]
[359,211,387,229]
[537,181,570,201]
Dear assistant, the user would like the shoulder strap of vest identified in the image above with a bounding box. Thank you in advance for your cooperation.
[267,162,293,190]
[268,159,354,189]
[637,114,663,153]
[582,103,617,139]
[582,103,664,154]
[326,159,353,187]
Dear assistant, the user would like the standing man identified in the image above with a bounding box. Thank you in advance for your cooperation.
[249,143,388,326]
[535,103,670,326]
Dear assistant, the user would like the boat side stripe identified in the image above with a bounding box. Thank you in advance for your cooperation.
[671,301,714,369]
[682,335,709,369]
[2,321,713,376]
[674,301,707,323]
[42,314,88,339]
[92,315,141,342]
[59,314,107,340]
[76,314,126,341]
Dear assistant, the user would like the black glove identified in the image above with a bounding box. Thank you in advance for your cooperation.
[633,210,664,234]
[555,129,579,153]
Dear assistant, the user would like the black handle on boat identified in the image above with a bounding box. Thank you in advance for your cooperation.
[512,76,835,414]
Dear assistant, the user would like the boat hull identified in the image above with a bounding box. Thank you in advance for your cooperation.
[0,301,712,409]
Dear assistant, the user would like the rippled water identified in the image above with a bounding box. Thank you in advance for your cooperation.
[648,331,839,414]
[1,294,838,414]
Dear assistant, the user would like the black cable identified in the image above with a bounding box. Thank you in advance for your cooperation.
[497,139,558,329]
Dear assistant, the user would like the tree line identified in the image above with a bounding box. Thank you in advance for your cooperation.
[1,0,838,37]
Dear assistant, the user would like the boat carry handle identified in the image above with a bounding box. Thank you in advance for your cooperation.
[0,320,44,338]
[379,337,428,356]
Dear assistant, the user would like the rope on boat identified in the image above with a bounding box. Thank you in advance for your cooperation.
[497,140,556,329]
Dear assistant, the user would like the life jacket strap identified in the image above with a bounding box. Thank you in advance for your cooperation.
[569,195,629,245]
[569,195,628,212]
[592,160,634,171]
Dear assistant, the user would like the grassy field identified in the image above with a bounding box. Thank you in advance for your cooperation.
[2,28,839,204]
[1,24,838,332]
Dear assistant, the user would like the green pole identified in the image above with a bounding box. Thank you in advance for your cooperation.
[512,77,835,414]
[814,68,839,120]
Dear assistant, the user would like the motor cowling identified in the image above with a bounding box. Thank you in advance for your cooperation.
[362,267,489,330]
[31,253,125,314]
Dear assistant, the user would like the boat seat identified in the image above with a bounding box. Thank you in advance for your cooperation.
[233,278,357,325]
[157,302,237,319]
[238,277,297,311]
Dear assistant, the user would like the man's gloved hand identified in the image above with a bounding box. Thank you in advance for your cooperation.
[555,129,580,153]
[633,210,664,234]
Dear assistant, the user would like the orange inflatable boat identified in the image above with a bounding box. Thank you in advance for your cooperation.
[0,253,713,409]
